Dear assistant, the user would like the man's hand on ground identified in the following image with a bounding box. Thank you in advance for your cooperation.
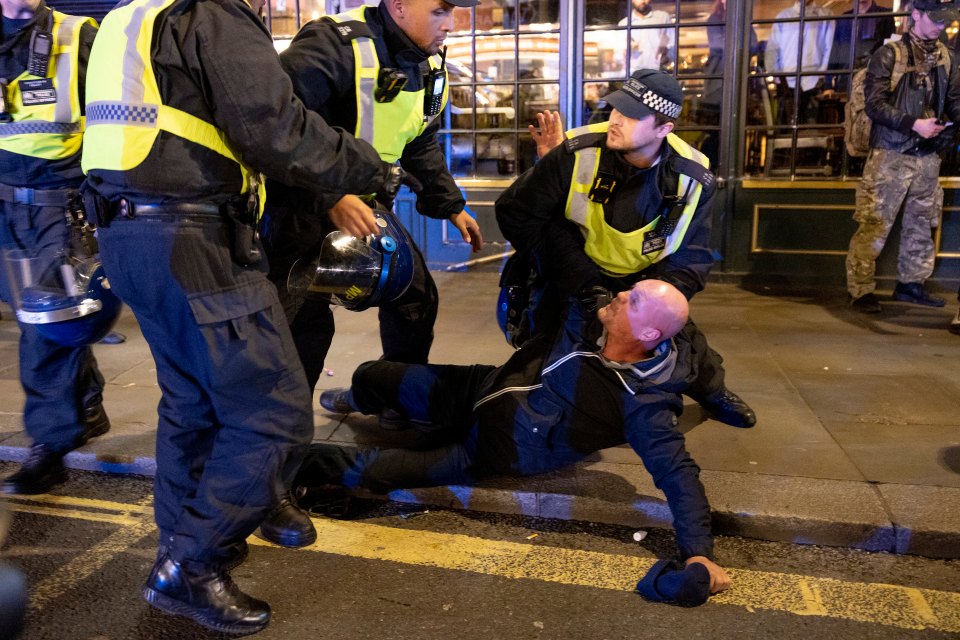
[686,556,731,594]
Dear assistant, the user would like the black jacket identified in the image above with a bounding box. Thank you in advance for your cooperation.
[83,0,388,205]
[266,3,464,222]
[474,301,713,561]
[0,2,96,188]
[496,134,716,301]
[865,33,960,156]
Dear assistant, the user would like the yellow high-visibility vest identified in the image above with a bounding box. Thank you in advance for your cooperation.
[0,10,93,161]
[326,7,448,163]
[81,0,263,211]
[564,121,709,276]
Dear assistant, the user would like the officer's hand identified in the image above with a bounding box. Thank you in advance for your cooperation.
[381,165,424,200]
[685,556,731,594]
[449,211,484,252]
[329,195,379,238]
[577,285,612,314]
[528,110,565,158]
[913,117,946,139]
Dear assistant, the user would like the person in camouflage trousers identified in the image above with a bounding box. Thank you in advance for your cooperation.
[845,0,960,315]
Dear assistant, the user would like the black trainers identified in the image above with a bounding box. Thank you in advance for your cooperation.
[319,388,354,414]
[259,493,317,548]
[849,293,882,314]
[700,389,757,428]
[892,282,945,307]
[1,445,67,495]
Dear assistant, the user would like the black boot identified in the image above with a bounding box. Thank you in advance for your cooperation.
[259,493,317,548]
[80,404,111,444]
[157,536,249,572]
[142,553,270,635]
[1,445,67,495]
[700,389,757,428]
[319,388,354,414]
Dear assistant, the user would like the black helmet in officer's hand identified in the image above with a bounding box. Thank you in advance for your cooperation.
[286,210,414,312]
[913,0,960,22]
[3,248,122,347]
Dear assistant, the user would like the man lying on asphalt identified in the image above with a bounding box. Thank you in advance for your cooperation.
[297,279,732,602]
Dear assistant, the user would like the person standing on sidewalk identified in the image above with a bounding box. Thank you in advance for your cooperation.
[79,0,407,632]
[0,0,111,495]
[846,0,960,314]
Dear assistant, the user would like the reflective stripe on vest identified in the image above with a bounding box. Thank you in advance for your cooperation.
[81,0,264,211]
[327,8,447,163]
[0,11,91,160]
[564,122,708,277]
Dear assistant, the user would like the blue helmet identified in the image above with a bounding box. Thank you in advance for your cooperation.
[17,261,122,347]
[287,210,414,312]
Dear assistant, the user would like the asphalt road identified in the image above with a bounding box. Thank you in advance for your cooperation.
[1,467,958,640]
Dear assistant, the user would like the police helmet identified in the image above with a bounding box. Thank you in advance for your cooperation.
[287,211,414,312]
[4,250,122,347]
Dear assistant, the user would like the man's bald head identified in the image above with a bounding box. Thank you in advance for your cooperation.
[626,280,689,345]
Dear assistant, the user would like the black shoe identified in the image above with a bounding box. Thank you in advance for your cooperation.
[142,553,270,635]
[259,494,317,548]
[849,293,882,314]
[80,404,111,445]
[319,388,354,414]
[892,282,945,307]
[951,310,960,335]
[700,389,757,428]
[1,445,67,495]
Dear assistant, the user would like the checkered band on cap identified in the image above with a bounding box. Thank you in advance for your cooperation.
[621,78,682,119]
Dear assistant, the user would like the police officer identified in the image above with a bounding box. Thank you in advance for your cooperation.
[261,0,483,411]
[80,0,407,632]
[0,0,110,495]
[497,69,756,428]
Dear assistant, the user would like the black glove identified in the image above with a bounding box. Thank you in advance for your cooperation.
[577,285,612,314]
[380,164,424,200]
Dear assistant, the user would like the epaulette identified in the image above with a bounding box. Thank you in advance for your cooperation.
[323,19,375,43]
[669,155,716,190]
[563,132,605,154]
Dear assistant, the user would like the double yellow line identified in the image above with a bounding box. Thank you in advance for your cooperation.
[6,494,960,633]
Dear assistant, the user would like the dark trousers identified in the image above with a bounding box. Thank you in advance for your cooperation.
[297,360,494,493]
[98,214,312,565]
[0,200,104,452]
[267,213,438,390]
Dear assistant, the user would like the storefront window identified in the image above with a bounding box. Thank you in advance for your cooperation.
[747,1,908,179]
[444,3,561,178]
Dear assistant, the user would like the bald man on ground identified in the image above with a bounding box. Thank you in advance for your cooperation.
[296,280,731,600]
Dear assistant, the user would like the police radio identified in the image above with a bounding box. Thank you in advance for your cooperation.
[375,68,407,103]
[27,28,52,77]
[423,46,447,121]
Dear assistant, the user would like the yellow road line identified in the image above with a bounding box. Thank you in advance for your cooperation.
[10,496,960,633]
[4,493,152,515]
[8,503,140,526]
[26,496,155,612]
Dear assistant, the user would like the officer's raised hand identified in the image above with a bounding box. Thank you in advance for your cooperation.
[450,211,484,253]
[529,110,565,158]
[329,195,379,238]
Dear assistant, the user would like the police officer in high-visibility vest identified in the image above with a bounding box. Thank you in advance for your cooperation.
[260,0,484,423]
[0,0,111,495]
[80,0,408,632]
[497,69,756,429]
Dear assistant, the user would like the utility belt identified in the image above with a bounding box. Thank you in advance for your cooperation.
[0,182,76,207]
[83,193,261,266]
